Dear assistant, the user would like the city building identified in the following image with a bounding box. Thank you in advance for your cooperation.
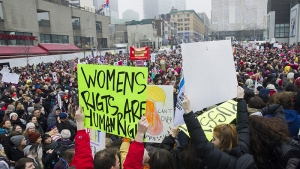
[80,0,95,13]
[110,0,119,19]
[127,19,161,49]
[198,12,211,41]
[170,9,205,43]
[211,0,267,41]
[122,10,140,21]
[159,0,186,16]
[143,0,159,19]
[109,24,128,46]
[0,0,110,56]
[156,14,178,45]
[267,0,291,44]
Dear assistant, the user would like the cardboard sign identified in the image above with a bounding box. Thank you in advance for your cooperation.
[174,76,186,126]
[52,72,58,81]
[181,40,237,115]
[151,54,156,63]
[78,65,148,139]
[86,128,106,156]
[145,85,174,143]
[135,60,144,67]
[179,100,237,141]
[123,60,127,66]
[130,46,150,60]
[1,72,20,84]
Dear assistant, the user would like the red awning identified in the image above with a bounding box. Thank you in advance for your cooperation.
[38,44,81,53]
[0,46,48,56]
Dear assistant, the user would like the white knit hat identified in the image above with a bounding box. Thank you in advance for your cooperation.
[26,122,35,130]
[9,113,18,119]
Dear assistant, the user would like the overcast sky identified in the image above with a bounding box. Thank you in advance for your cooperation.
[118,0,211,19]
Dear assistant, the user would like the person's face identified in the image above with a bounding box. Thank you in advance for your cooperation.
[36,136,42,144]
[4,121,11,129]
[21,138,27,146]
[212,133,221,148]
[53,127,58,134]
[45,137,52,144]
[25,162,35,169]
[34,110,40,118]
[55,109,61,116]
[28,127,36,132]
[11,114,18,121]
[31,117,37,124]
[112,155,120,169]
[15,126,23,133]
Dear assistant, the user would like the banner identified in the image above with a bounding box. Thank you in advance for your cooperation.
[78,65,148,139]
[179,100,237,141]
[181,40,237,113]
[1,72,20,84]
[130,46,150,60]
[145,85,173,143]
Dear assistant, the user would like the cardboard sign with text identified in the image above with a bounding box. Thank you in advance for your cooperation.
[78,65,148,139]
[86,128,106,156]
[181,40,237,115]
[179,100,237,141]
[145,85,173,143]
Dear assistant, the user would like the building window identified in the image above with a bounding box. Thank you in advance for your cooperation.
[72,17,80,30]
[185,27,189,30]
[37,10,50,27]
[96,21,102,33]
[98,38,107,48]
[178,14,182,18]
[185,14,189,17]
[74,36,93,48]
[0,31,35,46]
[40,34,68,43]
[0,2,3,22]
[275,23,289,38]
[184,18,190,21]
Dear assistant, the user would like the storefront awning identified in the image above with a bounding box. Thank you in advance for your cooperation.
[38,44,81,53]
[0,46,48,56]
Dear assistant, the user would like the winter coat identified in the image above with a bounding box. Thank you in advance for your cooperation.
[183,99,250,169]
[56,121,76,141]
[0,155,9,169]
[47,111,57,128]
[72,130,93,169]
[123,141,144,169]
[284,109,300,140]
[9,147,24,162]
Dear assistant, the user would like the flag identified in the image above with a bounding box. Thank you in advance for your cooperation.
[174,72,186,126]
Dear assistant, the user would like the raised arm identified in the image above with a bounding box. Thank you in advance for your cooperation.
[182,95,233,169]
[235,86,250,154]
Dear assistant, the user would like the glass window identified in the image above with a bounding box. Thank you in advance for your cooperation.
[44,34,51,43]
[37,10,50,27]
[178,14,182,18]
[63,35,68,44]
[275,23,289,38]
[40,34,45,43]
[96,21,102,33]
[0,2,4,22]
[52,35,58,43]
[7,32,16,45]
[16,32,24,45]
[57,35,63,43]
[0,31,6,45]
[72,17,80,30]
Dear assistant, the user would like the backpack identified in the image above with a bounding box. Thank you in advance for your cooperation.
[273,139,300,169]
[235,154,257,169]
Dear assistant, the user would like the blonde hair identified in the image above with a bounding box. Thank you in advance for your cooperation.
[5,105,15,114]
[105,138,112,148]
[213,124,238,151]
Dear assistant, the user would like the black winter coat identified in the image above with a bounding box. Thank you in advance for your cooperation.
[183,99,250,169]
[9,147,24,162]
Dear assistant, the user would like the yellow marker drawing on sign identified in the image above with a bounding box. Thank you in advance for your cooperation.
[78,64,148,139]
[179,100,237,141]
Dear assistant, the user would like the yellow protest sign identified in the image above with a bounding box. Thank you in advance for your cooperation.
[78,64,148,139]
[179,100,237,141]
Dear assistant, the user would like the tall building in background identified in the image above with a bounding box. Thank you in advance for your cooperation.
[143,0,159,19]
[122,10,140,21]
[80,0,95,13]
[110,0,119,19]
[159,0,186,15]
[69,0,80,7]
[211,0,267,41]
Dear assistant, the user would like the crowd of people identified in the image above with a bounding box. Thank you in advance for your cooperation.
[1,41,300,169]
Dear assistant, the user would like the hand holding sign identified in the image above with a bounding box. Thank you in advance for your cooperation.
[75,106,85,130]
[136,116,149,142]
[170,127,180,138]
[182,94,191,114]
[237,86,244,99]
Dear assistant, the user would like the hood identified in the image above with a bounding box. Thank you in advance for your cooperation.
[284,109,298,123]
[247,106,260,114]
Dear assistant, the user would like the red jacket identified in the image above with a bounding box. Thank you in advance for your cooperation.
[123,141,144,169]
[72,130,94,169]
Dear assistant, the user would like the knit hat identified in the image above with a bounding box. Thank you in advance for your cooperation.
[47,125,57,132]
[26,122,35,130]
[287,73,295,80]
[266,84,276,91]
[27,107,34,114]
[59,112,68,119]
[295,77,300,87]
[9,112,18,119]
[34,97,40,103]
[28,132,41,143]
[10,135,25,146]
[34,104,42,109]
